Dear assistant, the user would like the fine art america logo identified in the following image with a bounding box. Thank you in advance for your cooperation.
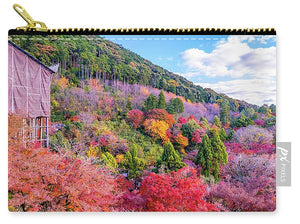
[276,142,291,186]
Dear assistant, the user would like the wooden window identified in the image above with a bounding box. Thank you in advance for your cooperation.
[23,117,49,147]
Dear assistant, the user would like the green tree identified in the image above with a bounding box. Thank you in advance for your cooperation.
[195,135,213,178]
[210,130,228,182]
[159,78,167,90]
[258,104,269,114]
[167,98,184,114]
[234,114,254,127]
[155,141,186,172]
[219,128,227,141]
[143,94,158,111]
[122,145,145,179]
[181,119,200,140]
[200,117,209,128]
[157,91,167,109]
[269,104,276,113]
[220,101,230,125]
[241,108,255,118]
[213,116,221,128]
[227,129,235,141]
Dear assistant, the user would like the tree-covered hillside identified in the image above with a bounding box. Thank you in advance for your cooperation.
[9,35,257,111]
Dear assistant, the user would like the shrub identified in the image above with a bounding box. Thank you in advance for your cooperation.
[254,119,265,127]
[140,167,219,211]
[233,125,273,149]
[209,154,276,211]
[225,142,275,155]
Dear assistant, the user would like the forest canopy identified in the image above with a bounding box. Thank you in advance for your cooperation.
[9,35,262,111]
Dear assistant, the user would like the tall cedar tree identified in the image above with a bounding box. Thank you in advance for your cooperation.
[195,134,213,177]
[210,129,228,182]
[157,91,167,109]
[122,145,145,179]
[155,141,186,172]
[220,101,230,125]
[167,98,184,114]
[213,116,221,128]
[200,116,209,128]
[219,128,227,141]
[143,94,158,111]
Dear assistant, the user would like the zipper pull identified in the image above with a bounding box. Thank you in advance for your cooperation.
[13,4,48,32]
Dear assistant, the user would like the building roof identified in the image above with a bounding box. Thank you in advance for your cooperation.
[8,40,56,74]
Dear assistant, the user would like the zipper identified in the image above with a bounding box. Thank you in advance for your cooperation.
[10,4,276,35]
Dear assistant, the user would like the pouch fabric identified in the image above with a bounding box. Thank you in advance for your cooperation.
[8,32,276,212]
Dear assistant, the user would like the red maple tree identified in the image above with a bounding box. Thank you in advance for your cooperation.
[139,167,219,211]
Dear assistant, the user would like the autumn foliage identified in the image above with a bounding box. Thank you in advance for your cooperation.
[209,153,276,211]
[140,167,219,211]
[55,77,69,89]
[8,115,122,212]
[143,119,170,142]
[127,109,144,129]
[145,109,175,127]
[9,145,122,211]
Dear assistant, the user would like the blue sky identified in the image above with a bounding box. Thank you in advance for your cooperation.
[101,35,276,106]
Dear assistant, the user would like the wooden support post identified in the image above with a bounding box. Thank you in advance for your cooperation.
[46,117,49,148]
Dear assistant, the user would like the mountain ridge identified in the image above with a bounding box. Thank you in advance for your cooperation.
[9,35,258,111]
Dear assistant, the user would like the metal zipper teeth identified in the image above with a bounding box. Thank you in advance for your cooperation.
[9,28,276,35]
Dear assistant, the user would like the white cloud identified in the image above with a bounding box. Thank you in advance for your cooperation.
[198,78,276,106]
[180,36,276,105]
[181,36,276,78]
